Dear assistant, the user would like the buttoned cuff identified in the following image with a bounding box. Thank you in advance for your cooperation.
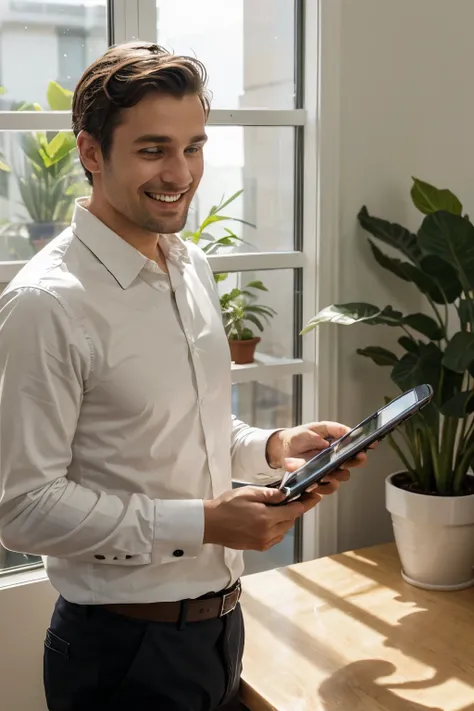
[152,499,204,564]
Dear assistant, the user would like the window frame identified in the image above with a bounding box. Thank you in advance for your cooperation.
[0,0,343,578]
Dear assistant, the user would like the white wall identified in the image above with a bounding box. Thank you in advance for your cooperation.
[333,0,474,551]
[0,576,56,711]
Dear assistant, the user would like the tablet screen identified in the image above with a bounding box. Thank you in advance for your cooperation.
[283,390,418,487]
[329,389,417,462]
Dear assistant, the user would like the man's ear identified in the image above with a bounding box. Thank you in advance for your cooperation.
[76,130,102,180]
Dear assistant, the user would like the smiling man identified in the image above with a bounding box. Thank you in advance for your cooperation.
[0,44,365,711]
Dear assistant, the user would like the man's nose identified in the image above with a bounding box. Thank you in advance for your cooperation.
[159,154,192,187]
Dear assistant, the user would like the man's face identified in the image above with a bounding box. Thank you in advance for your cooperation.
[90,92,207,235]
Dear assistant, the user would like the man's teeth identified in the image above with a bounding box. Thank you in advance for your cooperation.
[147,193,182,203]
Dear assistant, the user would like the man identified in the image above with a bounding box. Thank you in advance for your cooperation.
[0,43,365,711]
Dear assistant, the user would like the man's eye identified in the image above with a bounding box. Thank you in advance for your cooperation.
[141,148,162,155]
[185,146,201,154]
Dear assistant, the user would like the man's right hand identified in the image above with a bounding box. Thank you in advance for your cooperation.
[203,485,322,551]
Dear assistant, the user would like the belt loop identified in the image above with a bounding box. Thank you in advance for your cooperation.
[177,599,189,630]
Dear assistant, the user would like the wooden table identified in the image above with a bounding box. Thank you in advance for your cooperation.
[239,543,474,711]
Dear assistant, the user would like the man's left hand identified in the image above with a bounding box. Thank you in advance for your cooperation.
[265,421,368,496]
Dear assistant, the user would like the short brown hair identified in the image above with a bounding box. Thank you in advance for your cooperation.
[72,42,211,184]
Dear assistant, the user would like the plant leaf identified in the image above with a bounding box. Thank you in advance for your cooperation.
[244,313,264,332]
[418,211,474,288]
[441,389,474,418]
[411,177,463,216]
[245,280,267,291]
[398,336,420,354]
[369,241,439,295]
[46,80,73,111]
[358,206,422,264]
[442,332,474,373]
[0,86,6,95]
[391,342,442,392]
[0,158,10,172]
[301,303,381,334]
[402,313,444,340]
[214,189,243,213]
[357,346,399,366]
[419,254,462,304]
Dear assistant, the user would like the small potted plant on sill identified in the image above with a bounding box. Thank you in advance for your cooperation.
[220,281,276,364]
[302,177,474,591]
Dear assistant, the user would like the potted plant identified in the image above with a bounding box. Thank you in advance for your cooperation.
[302,177,474,591]
[2,81,83,252]
[221,281,276,364]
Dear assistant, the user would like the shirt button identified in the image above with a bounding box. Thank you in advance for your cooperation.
[173,549,184,558]
[94,554,106,560]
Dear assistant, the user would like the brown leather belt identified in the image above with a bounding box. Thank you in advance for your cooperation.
[102,580,242,624]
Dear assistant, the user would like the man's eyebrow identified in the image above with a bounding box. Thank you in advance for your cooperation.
[133,134,208,144]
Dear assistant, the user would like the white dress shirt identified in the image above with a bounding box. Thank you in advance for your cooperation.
[0,199,279,604]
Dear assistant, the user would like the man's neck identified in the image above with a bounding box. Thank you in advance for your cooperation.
[85,196,161,263]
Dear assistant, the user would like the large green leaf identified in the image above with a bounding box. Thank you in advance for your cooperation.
[301,303,381,334]
[402,313,444,340]
[0,157,9,172]
[441,390,474,418]
[442,332,474,373]
[302,303,442,339]
[419,255,462,304]
[391,342,442,391]
[411,177,462,216]
[398,336,420,354]
[356,346,399,366]
[369,241,436,294]
[371,307,443,340]
[46,81,73,111]
[42,132,76,167]
[358,206,422,264]
[418,211,474,288]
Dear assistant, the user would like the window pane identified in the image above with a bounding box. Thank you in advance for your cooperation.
[0,547,40,574]
[0,1,108,109]
[0,131,89,260]
[186,127,294,253]
[233,376,297,574]
[219,269,295,361]
[156,0,295,109]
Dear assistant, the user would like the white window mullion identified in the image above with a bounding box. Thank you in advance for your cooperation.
[0,110,305,132]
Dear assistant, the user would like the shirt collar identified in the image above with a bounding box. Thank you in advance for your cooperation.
[71,198,191,289]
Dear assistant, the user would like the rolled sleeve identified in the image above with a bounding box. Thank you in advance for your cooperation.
[152,499,204,564]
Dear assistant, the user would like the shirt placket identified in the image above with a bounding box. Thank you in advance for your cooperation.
[168,263,218,499]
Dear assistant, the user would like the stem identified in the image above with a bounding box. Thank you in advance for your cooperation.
[426,295,447,340]
[387,433,417,481]
[400,325,417,342]
[439,417,458,493]
[453,441,474,494]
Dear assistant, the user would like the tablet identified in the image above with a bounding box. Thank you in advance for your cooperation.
[273,384,433,503]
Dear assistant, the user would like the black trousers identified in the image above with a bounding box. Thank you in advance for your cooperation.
[43,595,246,711]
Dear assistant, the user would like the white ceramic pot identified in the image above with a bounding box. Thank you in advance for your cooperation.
[386,472,474,591]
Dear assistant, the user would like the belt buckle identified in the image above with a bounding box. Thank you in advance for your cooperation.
[220,581,241,617]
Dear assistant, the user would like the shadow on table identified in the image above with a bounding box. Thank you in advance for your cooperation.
[319,660,443,711]
[282,549,474,700]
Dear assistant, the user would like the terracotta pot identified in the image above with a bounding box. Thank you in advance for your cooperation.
[229,337,261,364]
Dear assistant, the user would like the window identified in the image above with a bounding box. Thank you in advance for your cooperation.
[0,0,315,577]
